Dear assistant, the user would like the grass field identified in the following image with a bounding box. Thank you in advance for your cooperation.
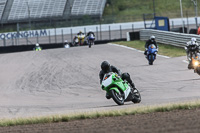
[1,100,200,127]
[114,40,186,57]
[103,0,198,22]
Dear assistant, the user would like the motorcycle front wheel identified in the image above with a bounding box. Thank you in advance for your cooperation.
[132,88,141,103]
[89,42,91,48]
[196,66,200,75]
[110,89,124,105]
[149,54,154,65]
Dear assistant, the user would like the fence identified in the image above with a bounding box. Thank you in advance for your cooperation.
[140,29,200,48]
[0,23,140,46]
[0,17,200,47]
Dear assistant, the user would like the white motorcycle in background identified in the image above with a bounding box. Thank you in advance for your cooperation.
[88,34,95,48]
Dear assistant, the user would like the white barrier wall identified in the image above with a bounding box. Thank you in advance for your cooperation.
[140,29,200,48]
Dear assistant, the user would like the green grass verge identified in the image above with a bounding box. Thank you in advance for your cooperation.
[114,41,186,57]
[103,0,196,23]
[1,100,200,127]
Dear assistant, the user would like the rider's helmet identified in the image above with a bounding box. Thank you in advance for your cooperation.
[89,29,92,32]
[150,35,155,42]
[79,30,82,33]
[101,61,110,72]
[35,43,39,47]
[191,37,197,43]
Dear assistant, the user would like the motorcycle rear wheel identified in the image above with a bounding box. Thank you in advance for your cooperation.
[110,89,124,105]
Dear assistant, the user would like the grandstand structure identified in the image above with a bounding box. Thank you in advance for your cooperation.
[0,0,107,24]
[0,0,7,21]
[71,0,106,17]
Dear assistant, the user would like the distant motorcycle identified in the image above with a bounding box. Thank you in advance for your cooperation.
[88,34,95,48]
[146,44,158,65]
[193,58,200,75]
[101,72,141,105]
[73,36,79,46]
[185,46,198,69]
[34,46,42,51]
[78,34,85,45]
[189,53,200,75]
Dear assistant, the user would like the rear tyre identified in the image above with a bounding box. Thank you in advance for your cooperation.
[132,88,141,103]
[110,89,124,105]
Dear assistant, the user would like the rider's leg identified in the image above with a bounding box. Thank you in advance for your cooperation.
[121,73,135,89]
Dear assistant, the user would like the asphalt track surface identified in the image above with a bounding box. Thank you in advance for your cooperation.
[0,44,200,119]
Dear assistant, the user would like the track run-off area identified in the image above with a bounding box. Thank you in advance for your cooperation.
[0,44,200,119]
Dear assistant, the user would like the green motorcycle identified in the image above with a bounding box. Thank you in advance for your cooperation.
[34,47,42,51]
[101,72,141,105]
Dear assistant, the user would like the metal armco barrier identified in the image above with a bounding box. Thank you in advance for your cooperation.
[140,29,200,48]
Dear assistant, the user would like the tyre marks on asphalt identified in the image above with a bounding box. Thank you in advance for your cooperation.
[0,44,200,119]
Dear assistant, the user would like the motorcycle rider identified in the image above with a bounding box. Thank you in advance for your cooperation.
[99,61,136,99]
[73,35,79,46]
[77,30,85,45]
[185,37,199,55]
[77,30,85,36]
[64,40,70,48]
[144,35,158,57]
[185,37,200,69]
[86,29,95,45]
[34,43,41,51]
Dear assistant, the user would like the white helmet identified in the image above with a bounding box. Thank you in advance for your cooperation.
[89,29,92,32]
[191,37,197,43]
[150,35,155,42]
[36,43,39,47]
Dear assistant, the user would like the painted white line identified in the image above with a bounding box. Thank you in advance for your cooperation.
[108,43,170,59]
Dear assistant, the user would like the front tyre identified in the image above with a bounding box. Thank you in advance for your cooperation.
[110,89,124,105]
[196,66,200,75]
[132,88,141,103]
[89,41,91,48]
[148,54,153,65]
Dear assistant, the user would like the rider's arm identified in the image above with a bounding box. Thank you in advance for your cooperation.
[155,41,158,49]
[186,42,190,47]
[99,71,104,84]
[92,32,95,37]
[145,40,149,49]
[111,66,122,76]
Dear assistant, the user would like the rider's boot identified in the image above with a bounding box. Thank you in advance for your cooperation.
[144,50,147,55]
[106,93,111,99]
[130,83,136,90]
